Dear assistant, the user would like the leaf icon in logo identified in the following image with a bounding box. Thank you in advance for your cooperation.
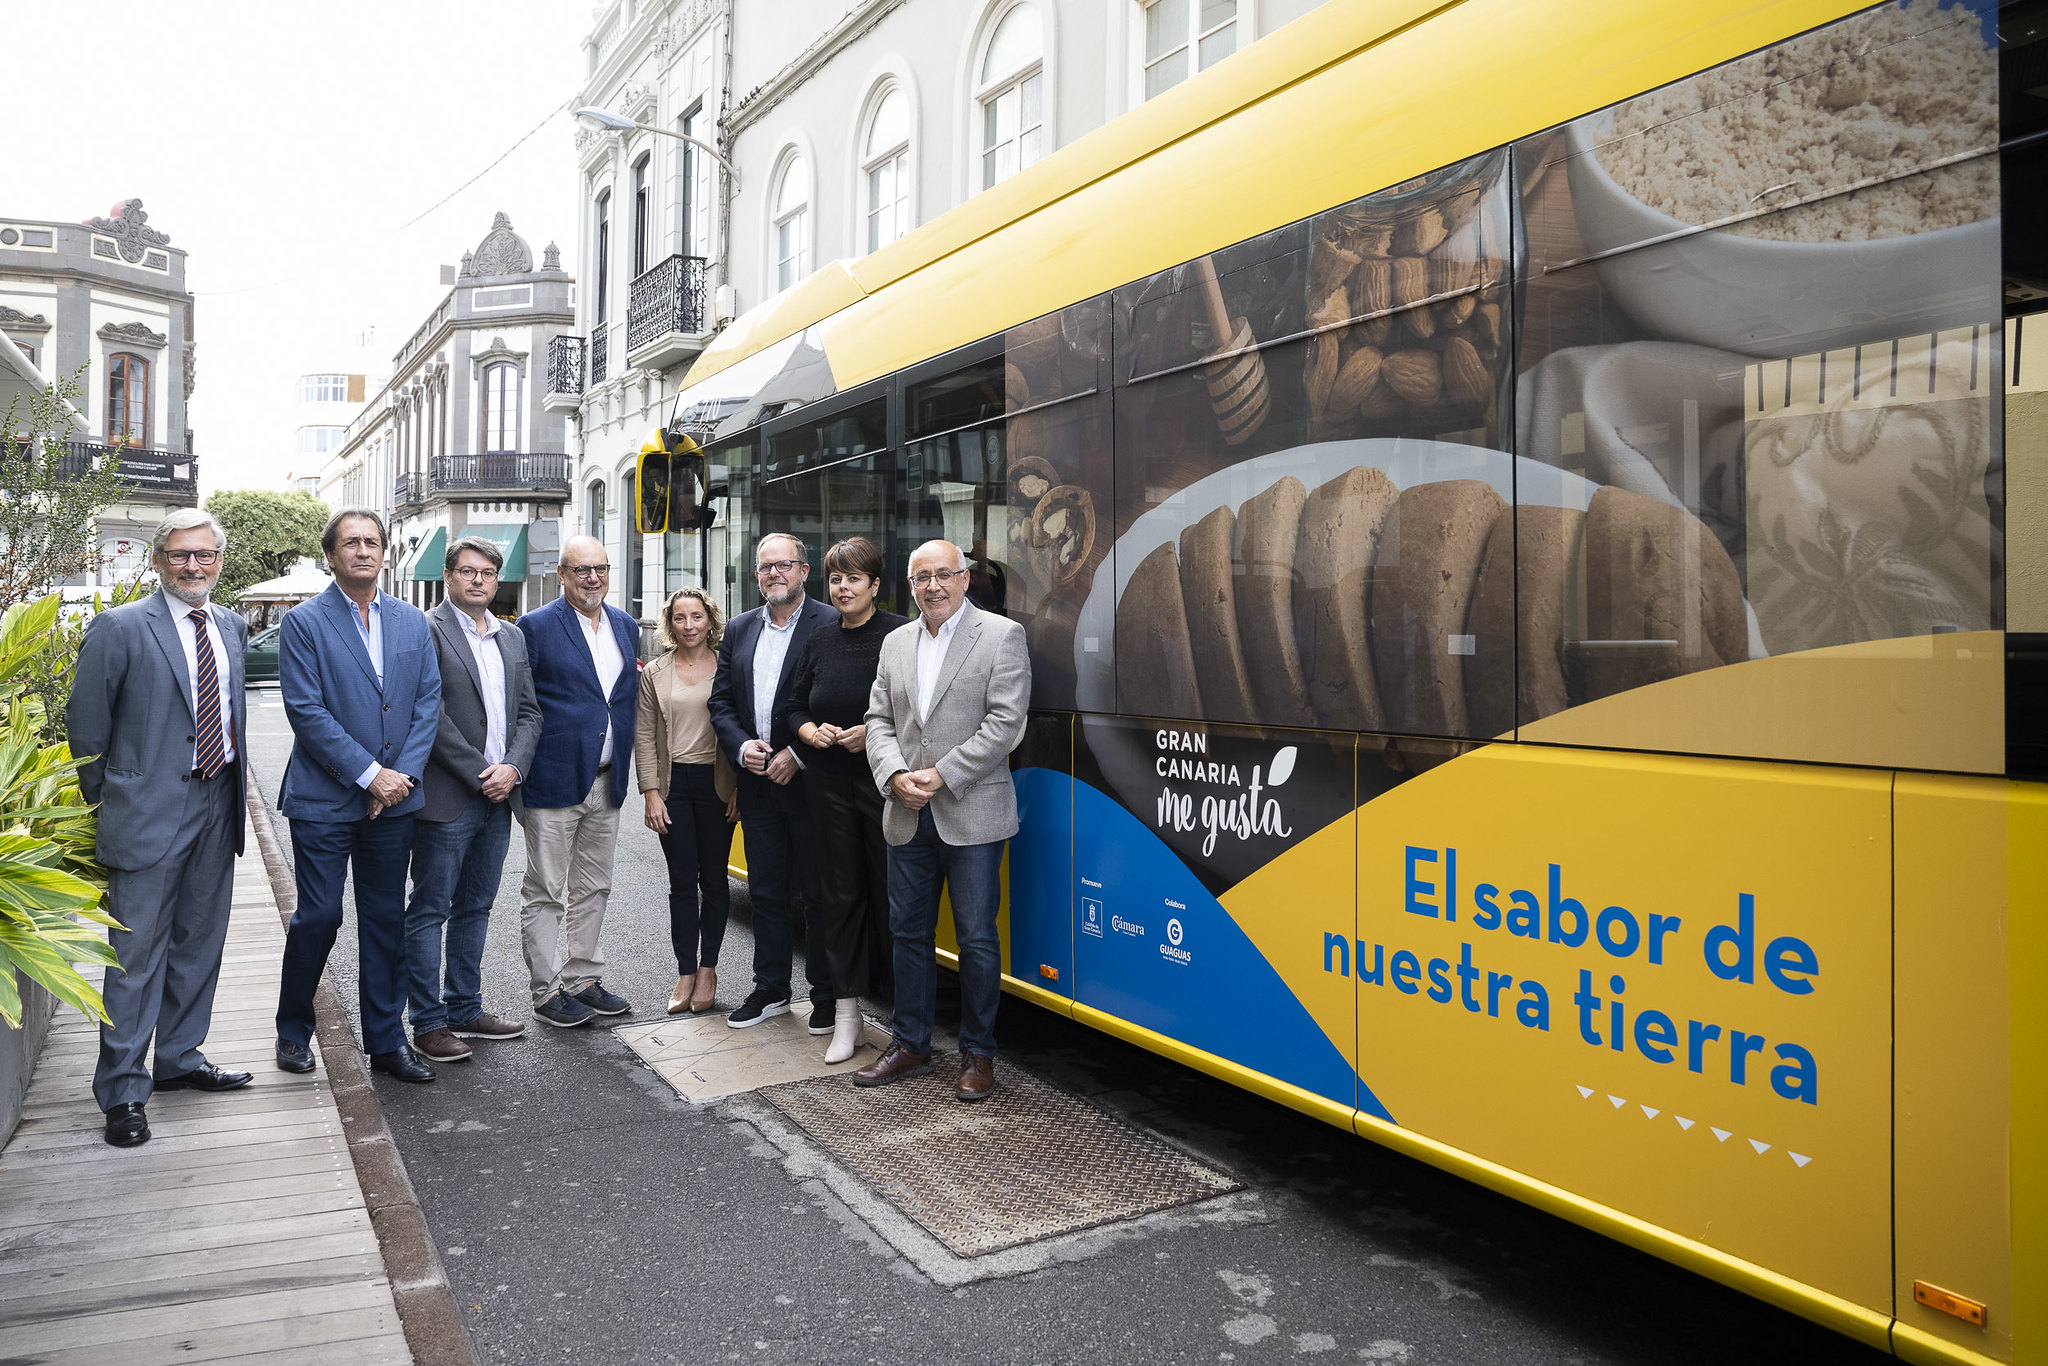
[1267,746,1297,786]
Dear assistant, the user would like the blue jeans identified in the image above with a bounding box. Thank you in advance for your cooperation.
[279,814,414,1055]
[404,792,513,1035]
[887,806,1003,1058]
[739,777,829,1005]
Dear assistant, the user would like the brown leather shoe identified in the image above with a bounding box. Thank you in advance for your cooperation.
[852,1042,933,1088]
[412,1028,472,1063]
[450,1012,525,1040]
[956,1054,995,1102]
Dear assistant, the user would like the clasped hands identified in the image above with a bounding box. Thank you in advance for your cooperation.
[799,721,868,755]
[889,767,944,811]
[740,738,798,784]
[365,766,413,818]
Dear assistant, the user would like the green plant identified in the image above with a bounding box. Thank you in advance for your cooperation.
[0,367,140,611]
[206,487,327,607]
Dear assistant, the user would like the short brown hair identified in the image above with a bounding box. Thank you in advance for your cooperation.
[822,536,885,582]
[658,586,725,652]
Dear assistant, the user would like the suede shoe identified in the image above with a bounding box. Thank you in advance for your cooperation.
[533,991,596,1028]
[412,1029,472,1063]
[853,1042,934,1088]
[153,1061,253,1093]
[573,979,632,1016]
[450,1011,525,1040]
[103,1101,149,1148]
[370,1044,436,1083]
[727,990,791,1029]
[274,1038,316,1074]
[956,1054,996,1102]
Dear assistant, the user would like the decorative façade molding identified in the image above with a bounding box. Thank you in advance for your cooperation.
[85,199,171,265]
[0,305,50,333]
[97,320,169,350]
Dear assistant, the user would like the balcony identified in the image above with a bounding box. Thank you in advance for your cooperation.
[590,324,609,385]
[57,443,198,505]
[393,472,425,510]
[626,253,709,372]
[543,336,585,414]
[428,453,570,498]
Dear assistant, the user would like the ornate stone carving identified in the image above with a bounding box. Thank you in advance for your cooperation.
[0,305,49,331]
[543,241,562,271]
[97,320,169,350]
[468,212,533,277]
[619,82,656,125]
[86,199,171,265]
[459,250,477,278]
[183,342,196,400]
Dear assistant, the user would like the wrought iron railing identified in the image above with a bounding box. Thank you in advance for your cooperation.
[393,472,425,507]
[429,453,571,494]
[627,253,708,351]
[547,335,586,396]
[56,443,198,500]
[590,324,609,384]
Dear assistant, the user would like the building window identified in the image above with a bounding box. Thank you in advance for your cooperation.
[297,427,344,455]
[300,374,349,403]
[8,341,35,368]
[106,353,149,447]
[1140,0,1237,100]
[862,85,911,253]
[773,153,810,292]
[589,479,608,541]
[976,2,1045,190]
[675,103,702,257]
[631,153,651,278]
[483,363,520,452]
[595,190,612,323]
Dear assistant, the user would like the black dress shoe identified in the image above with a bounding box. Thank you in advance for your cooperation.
[369,1044,436,1084]
[103,1102,150,1147]
[275,1038,316,1074]
[154,1062,254,1093]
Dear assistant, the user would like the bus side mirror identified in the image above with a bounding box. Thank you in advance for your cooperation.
[636,431,704,534]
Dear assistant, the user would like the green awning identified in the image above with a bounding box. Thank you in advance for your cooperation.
[462,523,529,579]
[405,527,448,582]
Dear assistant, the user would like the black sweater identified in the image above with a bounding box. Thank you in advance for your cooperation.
[781,610,908,780]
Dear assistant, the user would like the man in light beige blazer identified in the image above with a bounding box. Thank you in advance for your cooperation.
[855,540,1030,1101]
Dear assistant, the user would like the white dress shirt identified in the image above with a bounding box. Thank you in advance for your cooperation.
[168,592,236,769]
[916,607,965,725]
[348,594,386,789]
[578,603,626,765]
[749,605,802,743]
[460,611,509,770]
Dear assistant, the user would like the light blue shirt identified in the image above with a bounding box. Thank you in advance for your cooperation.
[350,595,385,789]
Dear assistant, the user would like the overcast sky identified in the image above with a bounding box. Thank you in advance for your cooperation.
[9,1,592,495]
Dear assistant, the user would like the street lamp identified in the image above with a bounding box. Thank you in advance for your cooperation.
[573,107,741,190]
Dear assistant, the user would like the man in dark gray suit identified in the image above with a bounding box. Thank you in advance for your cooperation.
[404,535,541,1064]
[68,508,252,1148]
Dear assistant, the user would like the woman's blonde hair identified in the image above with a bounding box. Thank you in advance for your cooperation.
[658,586,725,652]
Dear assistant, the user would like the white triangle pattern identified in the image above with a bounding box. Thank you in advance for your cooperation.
[1640,1106,1660,1120]
[1790,1152,1812,1168]
[1573,1087,1807,1170]
[1675,1116,1695,1131]
[1712,1127,1732,1142]
[1749,1139,1771,1154]
[1608,1095,1627,1108]
[1577,1086,1594,1099]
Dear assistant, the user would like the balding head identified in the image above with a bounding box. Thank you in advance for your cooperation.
[908,539,968,631]
[558,534,612,614]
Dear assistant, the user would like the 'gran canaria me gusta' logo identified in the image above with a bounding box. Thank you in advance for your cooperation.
[1152,730,1296,857]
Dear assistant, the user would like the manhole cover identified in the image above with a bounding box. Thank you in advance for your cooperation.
[762,1062,1239,1257]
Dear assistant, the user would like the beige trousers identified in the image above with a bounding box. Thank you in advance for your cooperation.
[518,774,621,1005]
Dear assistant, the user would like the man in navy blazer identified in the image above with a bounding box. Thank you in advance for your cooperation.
[514,534,641,1028]
[708,532,838,1029]
[274,508,442,1084]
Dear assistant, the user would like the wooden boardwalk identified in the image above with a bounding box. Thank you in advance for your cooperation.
[0,856,411,1364]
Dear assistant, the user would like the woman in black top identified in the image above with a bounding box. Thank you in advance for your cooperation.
[781,537,907,1064]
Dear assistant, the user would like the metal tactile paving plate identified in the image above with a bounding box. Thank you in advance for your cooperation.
[762,1061,1240,1258]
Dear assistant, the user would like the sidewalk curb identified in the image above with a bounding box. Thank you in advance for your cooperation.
[246,785,481,1366]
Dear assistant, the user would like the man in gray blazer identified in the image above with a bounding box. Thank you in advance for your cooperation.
[855,539,1030,1102]
[404,535,542,1064]
[68,508,252,1148]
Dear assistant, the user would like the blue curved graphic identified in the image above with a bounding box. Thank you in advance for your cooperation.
[1016,769,1390,1122]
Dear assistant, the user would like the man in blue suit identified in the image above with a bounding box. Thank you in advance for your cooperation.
[274,508,443,1083]
[515,534,641,1028]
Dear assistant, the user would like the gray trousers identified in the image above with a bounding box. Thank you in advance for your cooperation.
[94,767,238,1110]
[517,773,620,1005]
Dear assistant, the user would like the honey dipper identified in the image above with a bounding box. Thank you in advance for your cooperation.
[1189,254,1269,446]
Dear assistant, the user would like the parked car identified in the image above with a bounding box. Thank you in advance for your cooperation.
[244,625,281,684]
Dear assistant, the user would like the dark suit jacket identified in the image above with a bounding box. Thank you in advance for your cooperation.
[67,590,249,870]
[421,600,542,823]
[277,584,441,822]
[516,594,640,809]
[708,595,837,811]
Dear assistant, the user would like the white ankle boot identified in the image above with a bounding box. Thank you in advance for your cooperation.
[825,997,864,1064]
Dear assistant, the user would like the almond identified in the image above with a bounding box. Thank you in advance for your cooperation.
[1397,207,1448,256]
[1473,301,1502,348]
[1400,300,1437,342]
[1307,332,1340,420]
[1445,294,1477,327]
[1383,349,1443,406]
[1309,283,1349,330]
[1351,223,1393,258]
[1351,258,1392,316]
[1311,238,1362,297]
[1442,335,1491,407]
[1392,256,1430,309]
[1357,380,1404,420]
[1329,346,1384,414]
[1357,314,1396,348]
[1005,362,1030,410]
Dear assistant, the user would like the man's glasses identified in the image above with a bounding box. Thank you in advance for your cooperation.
[754,559,804,577]
[910,569,965,587]
[451,566,499,582]
[162,550,221,567]
[564,565,611,581]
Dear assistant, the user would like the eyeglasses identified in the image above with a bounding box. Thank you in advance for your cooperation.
[910,569,965,587]
[451,566,499,582]
[754,559,804,577]
[564,565,611,581]
[162,550,221,567]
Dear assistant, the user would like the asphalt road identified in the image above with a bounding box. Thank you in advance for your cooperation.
[242,683,1889,1366]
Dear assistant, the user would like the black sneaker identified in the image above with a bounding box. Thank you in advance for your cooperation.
[572,980,632,1016]
[806,1000,837,1035]
[727,990,791,1029]
[533,991,596,1028]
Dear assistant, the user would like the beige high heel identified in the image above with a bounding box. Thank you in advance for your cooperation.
[666,972,699,1015]
[689,965,718,1014]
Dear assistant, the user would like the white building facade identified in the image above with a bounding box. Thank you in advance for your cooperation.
[565,0,1328,631]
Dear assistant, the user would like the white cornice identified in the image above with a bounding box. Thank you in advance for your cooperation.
[726,0,907,140]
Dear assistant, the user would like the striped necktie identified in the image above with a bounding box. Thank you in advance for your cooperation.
[189,609,226,779]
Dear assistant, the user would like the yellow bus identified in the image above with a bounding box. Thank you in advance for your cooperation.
[644,2,2044,1360]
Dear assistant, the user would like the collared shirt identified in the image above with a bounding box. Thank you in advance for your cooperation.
[348,593,386,789]
[749,603,802,743]
[915,607,965,725]
[460,610,509,771]
[578,603,626,765]
[167,592,236,770]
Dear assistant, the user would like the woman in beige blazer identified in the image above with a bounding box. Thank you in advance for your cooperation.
[636,587,739,1015]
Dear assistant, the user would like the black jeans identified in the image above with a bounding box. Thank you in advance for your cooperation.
[660,763,736,975]
[738,774,830,1005]
[803,760,893,999]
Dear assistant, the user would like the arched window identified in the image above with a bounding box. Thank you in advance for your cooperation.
[106,353,149,446]
[862,86,911,253]
[772,153,810,292]
[588,479,608,541]
[483,362,520,452]
[975,2,1044,190]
